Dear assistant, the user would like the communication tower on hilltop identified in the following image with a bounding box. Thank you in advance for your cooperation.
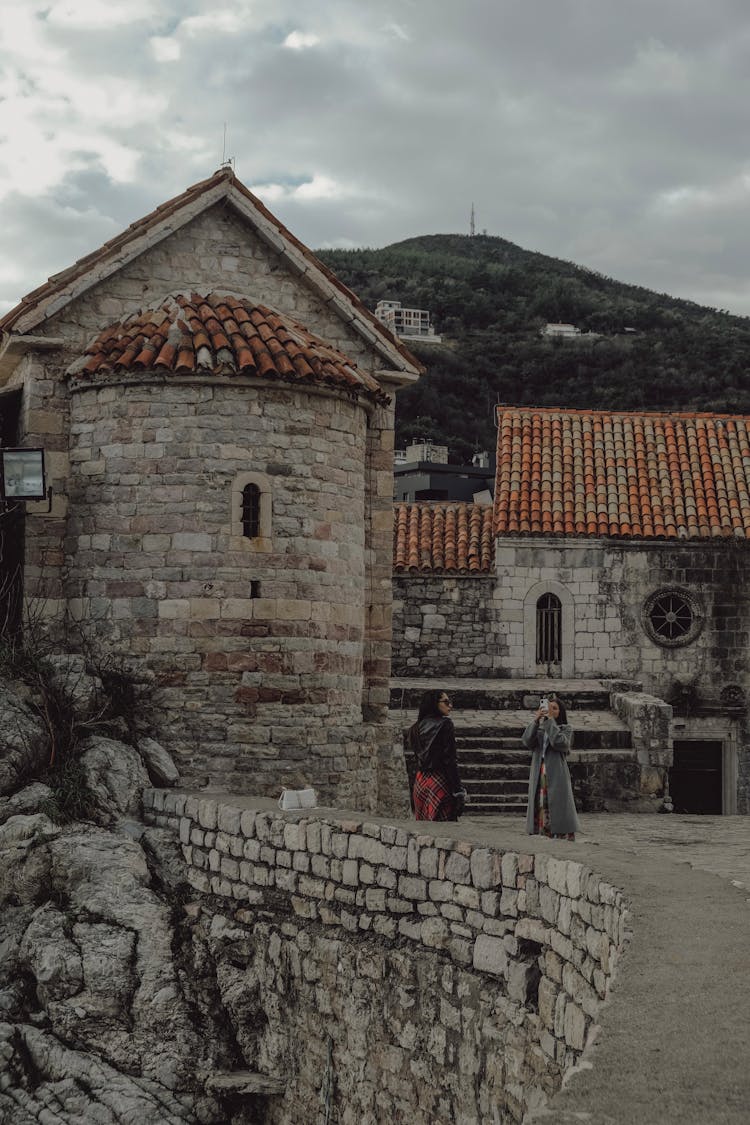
[470,203,475,237]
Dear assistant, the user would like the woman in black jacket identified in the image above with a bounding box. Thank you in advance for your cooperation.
[408,689,466,821]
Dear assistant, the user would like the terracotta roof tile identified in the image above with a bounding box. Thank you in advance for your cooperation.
[393,502,495,573]
[494,405,750,541]
[69,293,390,406]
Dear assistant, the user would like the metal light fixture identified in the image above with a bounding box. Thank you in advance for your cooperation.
[0,447,48,502]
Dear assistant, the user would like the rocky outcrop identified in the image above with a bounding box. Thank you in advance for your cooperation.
[0,668,241,1124]
[0,799,239,1123]
[139,736,181,787]
[0,682,49,796]
[79,735,151,819]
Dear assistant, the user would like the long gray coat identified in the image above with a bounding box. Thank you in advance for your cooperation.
[522,717,580,835]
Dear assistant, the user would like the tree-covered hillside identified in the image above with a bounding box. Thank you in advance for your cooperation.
[317,234,750,461]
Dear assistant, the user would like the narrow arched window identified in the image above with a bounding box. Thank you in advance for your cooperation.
[536,593,562,666]
[241,483,261,539]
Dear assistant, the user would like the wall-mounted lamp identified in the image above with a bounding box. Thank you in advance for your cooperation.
[0,447,52,512]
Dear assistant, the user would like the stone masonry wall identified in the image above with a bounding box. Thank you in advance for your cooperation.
[610,691,673,800]
[144,791,630,1125]
[393,575,503,677]
[13,199,408,810]
[65,377,374,805]
[14,355,71,617]
[20,202,392,614]
[33,205,387,372]
[495,538,750,702]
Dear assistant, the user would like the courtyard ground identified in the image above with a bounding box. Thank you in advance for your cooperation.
[458,811,750,1124]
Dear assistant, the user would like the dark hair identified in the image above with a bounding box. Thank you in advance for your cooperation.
[549,694,568,724]
[418,689,449,721]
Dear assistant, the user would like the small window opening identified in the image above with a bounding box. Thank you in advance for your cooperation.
[242,483,261,539]
[250,580,261,598]
[536,593,562,666]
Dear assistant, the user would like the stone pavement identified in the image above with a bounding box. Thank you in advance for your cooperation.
[459,811,750,1124]
[465,811,750,890]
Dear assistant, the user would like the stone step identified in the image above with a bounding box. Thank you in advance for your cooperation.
[390,676,641,713]
[465,800,527,816]
[463,779,528,795]
[394,707,633,750]
[460,762,529,779]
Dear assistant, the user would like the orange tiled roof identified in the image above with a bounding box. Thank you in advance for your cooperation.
[69,293,390,405]
[494,405,750,540]
[393,502,495,572]
[0,168,423,377]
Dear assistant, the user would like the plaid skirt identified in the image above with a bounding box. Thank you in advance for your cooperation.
[413,770,458,822]
[535,759,575,840]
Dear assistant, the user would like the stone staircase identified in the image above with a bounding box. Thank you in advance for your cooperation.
[391,677,639,816]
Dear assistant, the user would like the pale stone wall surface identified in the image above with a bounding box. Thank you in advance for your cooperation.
[494,539,750,698]
[392,575,503,676]
[144,790,629,1125]
[64,377,376,803]
[33,205,386,370]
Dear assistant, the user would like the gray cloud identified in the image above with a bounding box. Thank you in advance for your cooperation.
[3,0,750,314]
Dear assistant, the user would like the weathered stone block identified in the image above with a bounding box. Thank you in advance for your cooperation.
[445,853,471,885]
[472,935,508,977]
[470,848,502,890]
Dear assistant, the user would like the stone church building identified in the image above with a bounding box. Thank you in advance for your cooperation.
[394,405,750,815]
[0,167,422,810]
[3,171,750,819]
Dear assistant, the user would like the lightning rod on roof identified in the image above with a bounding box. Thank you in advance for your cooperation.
[220,123,234,170]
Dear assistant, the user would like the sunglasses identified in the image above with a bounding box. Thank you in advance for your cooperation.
[439,697,453,705]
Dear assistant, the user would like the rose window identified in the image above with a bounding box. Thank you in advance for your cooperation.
[642,589,703,647]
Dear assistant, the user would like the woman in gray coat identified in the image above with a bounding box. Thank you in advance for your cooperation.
[522,695,580,839]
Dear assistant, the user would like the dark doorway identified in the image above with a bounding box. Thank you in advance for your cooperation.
[0,391,24,636]
[669,740,723,814]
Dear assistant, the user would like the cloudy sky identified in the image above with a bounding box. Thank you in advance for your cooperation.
[3,0,750,316]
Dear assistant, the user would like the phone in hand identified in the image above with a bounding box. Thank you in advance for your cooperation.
[539,697,549,714]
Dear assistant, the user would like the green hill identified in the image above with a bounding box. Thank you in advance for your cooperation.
[316,234,750,461]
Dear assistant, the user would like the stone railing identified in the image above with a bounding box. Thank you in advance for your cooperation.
[143,790,631,1123]
[610,690,673,799]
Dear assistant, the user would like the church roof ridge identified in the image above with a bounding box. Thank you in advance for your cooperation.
[0,167,424,379]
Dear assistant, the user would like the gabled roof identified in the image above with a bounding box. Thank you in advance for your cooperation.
[393,502,495,572]
[494,404,750,540]
[0,167,423,380]
[68,292,389,406]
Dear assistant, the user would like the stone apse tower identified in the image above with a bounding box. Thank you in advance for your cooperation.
[0,169,422,809]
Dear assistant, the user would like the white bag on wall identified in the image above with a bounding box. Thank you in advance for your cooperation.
[278,787,317,810]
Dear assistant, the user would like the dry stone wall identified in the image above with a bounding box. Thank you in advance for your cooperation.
[144,791,630,1125]
[392,575,504,677]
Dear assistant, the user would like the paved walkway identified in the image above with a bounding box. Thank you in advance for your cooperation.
[464,811,750,891]
[458,812,750,1124]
